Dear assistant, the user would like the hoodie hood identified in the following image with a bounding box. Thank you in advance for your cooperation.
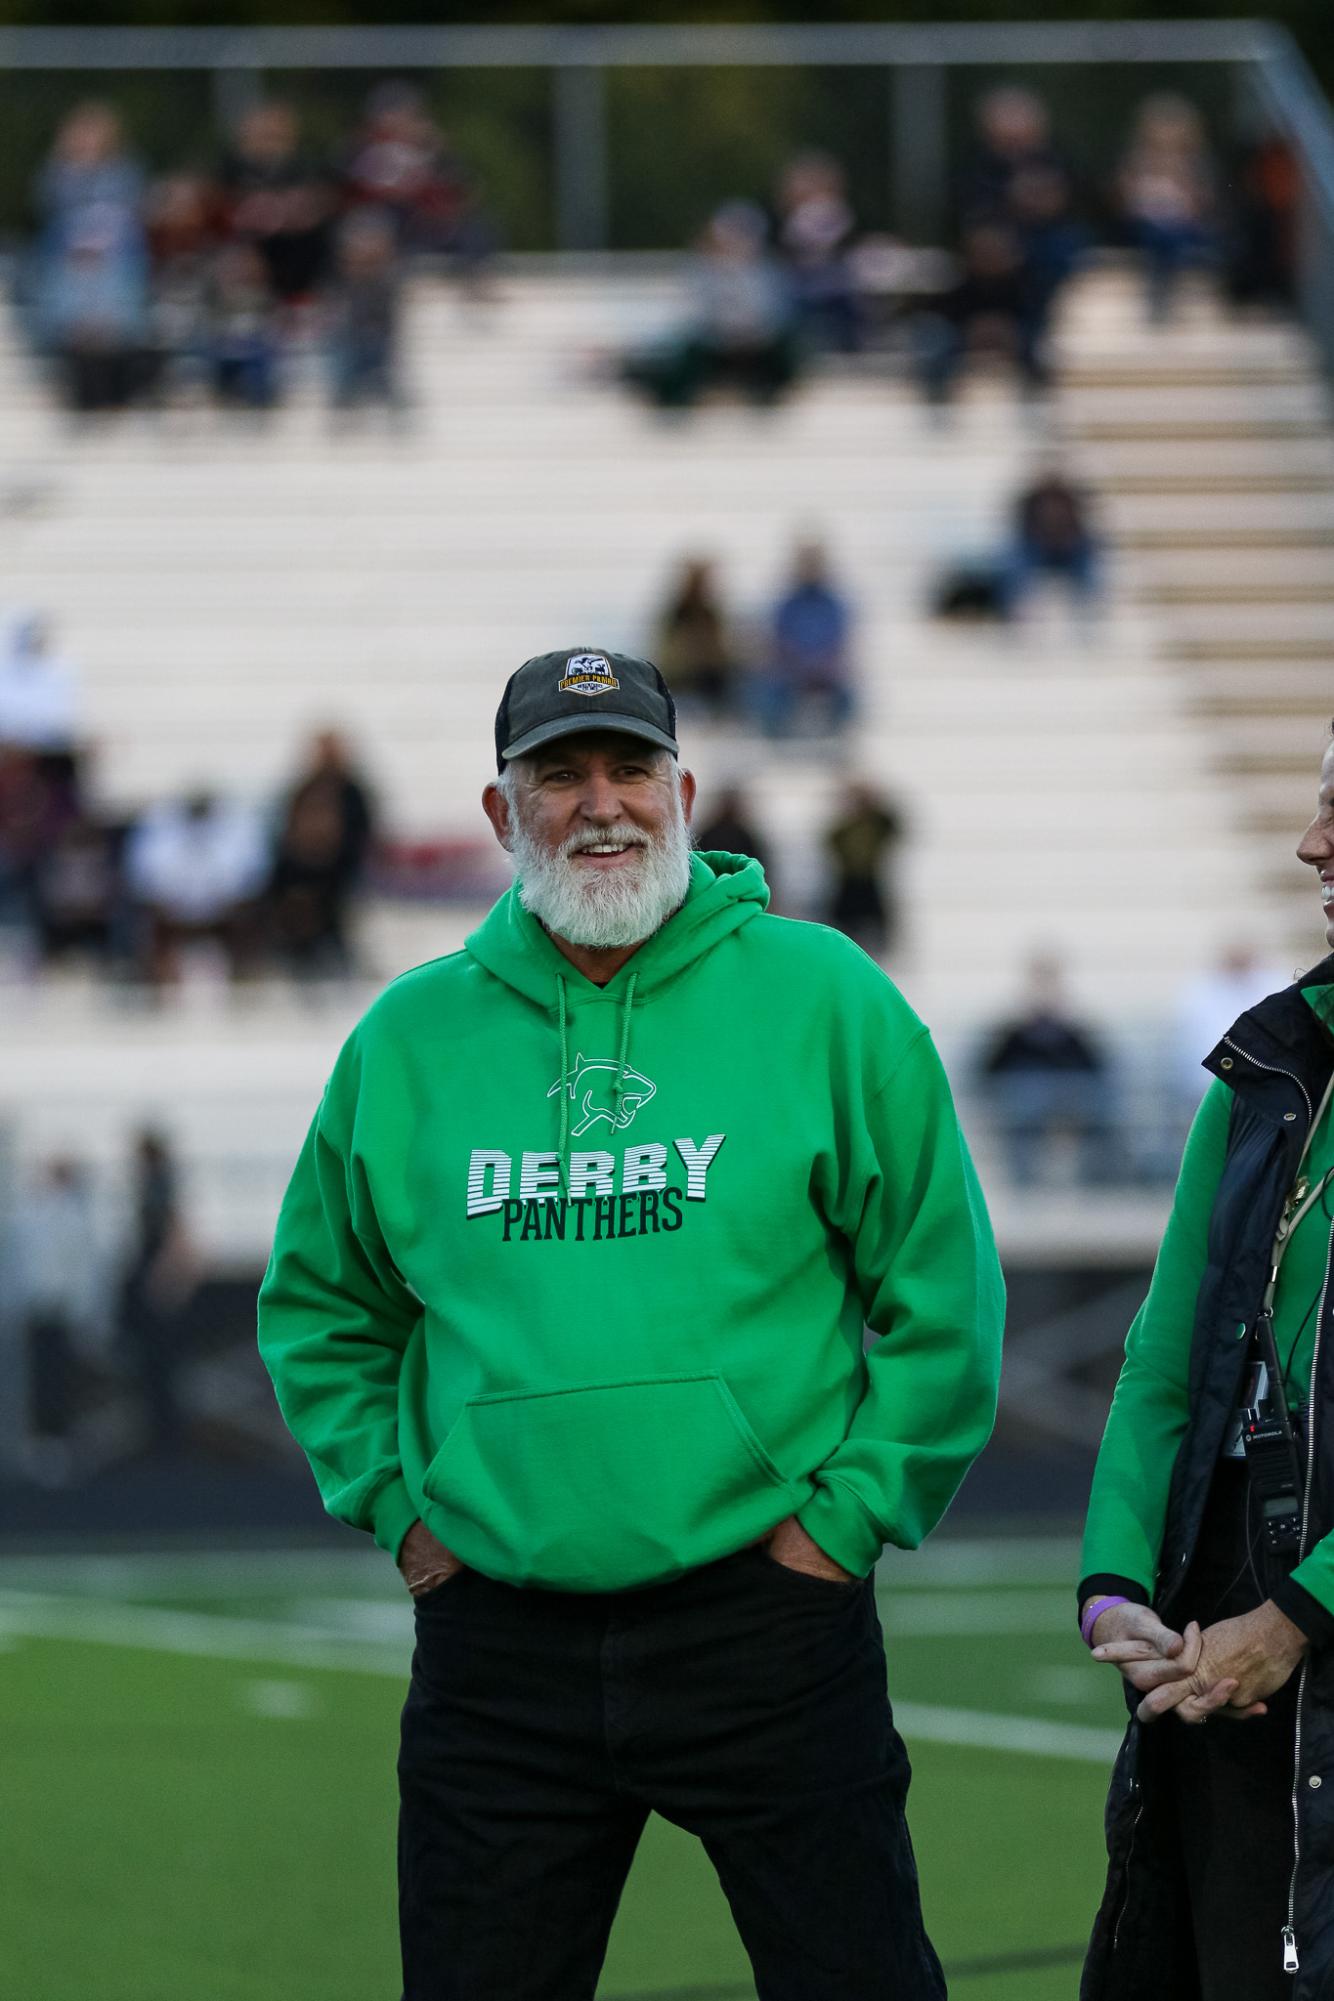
[465,849,769,1007]
[466,851,769,1175]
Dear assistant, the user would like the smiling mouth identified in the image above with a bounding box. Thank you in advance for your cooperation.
[571,841,646,862]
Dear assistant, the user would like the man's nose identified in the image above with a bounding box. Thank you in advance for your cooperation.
[577,771,623,820]
[1298,820,1332,865]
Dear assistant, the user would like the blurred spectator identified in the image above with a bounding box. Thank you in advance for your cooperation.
[341,81,453,244]
[124,788,268,986]
[1225,135,1300,310]
[33,815,123,968]
[754,540,855,737]
[915,222,1048,407]
[653,558,743,719]
[929,467,1101,626]
[32,102,145,268]
[206,242,281,410]
[774,150,862,353]
[11,1158,105,1486]
[326,209,405,415]
[1173,944,1293,1106]
[116,1129,198,1456]
[979,956,1117,1186]
[1002,466,1102,617]
[218,101,335,306]
[340,81,499,274]
[146,169,220,274]
[266,729,377,976]
[961,87,1086,333]
[146,171,222,397]
[0,745,70,944]
[822,783,906,960]
[624,201,800,411]
[0,614,81,765]
[962,88,1061,224]
[695,785,771,878]
[31,102,152,412]
[1116,95,1219,322]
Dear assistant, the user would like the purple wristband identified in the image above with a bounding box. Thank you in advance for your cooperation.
[1081,1594,1131,1646]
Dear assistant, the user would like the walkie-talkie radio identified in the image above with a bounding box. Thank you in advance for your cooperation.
[1240,1350,1303,1557]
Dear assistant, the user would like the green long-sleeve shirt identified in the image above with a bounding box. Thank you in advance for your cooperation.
[1082,987,1334,1625]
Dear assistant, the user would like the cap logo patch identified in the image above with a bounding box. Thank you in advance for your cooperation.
[558,652,620,697]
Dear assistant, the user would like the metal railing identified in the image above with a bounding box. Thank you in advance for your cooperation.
[1,18,1333,325]
[2,20,1334,372]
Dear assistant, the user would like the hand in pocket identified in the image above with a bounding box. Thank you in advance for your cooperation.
[399,1520,465,1597]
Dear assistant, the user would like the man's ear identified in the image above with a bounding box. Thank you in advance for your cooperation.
[678,767,697,825]
[482,780,513,852]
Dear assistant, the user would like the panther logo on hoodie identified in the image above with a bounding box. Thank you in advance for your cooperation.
[548,1054,656,1136]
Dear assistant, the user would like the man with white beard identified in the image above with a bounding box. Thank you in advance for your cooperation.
[259,646,1003,2000]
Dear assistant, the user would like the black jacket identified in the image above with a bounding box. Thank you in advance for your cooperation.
[1081,957,1334,2000]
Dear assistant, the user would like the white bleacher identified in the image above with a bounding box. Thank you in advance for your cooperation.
[0,263,1316,1262]
[1055,267,1334,913]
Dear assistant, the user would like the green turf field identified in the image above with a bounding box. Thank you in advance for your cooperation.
[0,1536,1124,2001]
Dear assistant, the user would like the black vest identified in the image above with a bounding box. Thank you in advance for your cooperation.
[1083,956,1334,2001]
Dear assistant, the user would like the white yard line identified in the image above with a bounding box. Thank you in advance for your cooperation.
[894,1702,1122,1764]
[0,1590,1119,1766]
[0,1591,407,1679]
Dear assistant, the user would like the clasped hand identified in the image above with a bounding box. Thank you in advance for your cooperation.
[1086,1599,1307,1724]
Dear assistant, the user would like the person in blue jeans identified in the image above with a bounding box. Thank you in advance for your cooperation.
[980,955,1119,1185]
[326,208,405,415]
[755,540,855,738]
[1001,467,1102,620]
[1117,95,1220,323]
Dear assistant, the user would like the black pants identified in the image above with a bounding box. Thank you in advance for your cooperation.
[1165,1462,1301,2001]
[398,1541,944,2000]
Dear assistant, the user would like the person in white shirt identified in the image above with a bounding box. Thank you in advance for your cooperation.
[1173,944,1292,1106]
[124,789,268,984]
[0,614,81,756]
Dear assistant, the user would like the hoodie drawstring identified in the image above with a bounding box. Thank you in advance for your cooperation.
[553,971,637,1194]
[611,974,638,1123]
[556,976,571,1189]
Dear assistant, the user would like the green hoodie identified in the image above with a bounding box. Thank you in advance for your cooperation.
[258,852,1004,1592]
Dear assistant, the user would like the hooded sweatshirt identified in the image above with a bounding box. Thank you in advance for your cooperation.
[258,852,1004,1592]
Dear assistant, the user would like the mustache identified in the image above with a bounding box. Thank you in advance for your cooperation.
[561,825,652,857]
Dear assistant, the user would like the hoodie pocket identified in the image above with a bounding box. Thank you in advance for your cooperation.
[421,1372,793,1592]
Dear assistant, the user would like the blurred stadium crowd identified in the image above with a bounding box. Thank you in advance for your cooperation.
[17,85,497,419]
[10,81,1297,420]
[0,644,380,985]
[2,79,1296,981]
[618,85,1297,407]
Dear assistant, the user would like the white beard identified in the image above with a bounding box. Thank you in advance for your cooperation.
[509,800,694,949]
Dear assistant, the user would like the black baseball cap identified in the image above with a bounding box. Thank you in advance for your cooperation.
[494,648,678,770]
